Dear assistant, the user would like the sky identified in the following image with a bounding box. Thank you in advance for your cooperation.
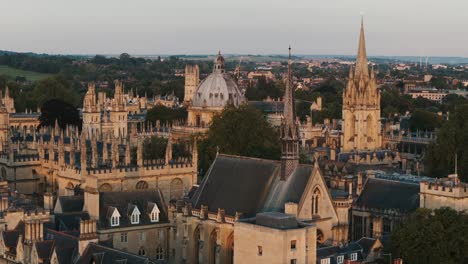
[1,0,467,57]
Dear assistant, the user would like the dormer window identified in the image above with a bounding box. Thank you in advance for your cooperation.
[148,202,160,223]
[130,206,141,225]
[110,207,121,227]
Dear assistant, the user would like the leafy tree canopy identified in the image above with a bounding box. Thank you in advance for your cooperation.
[409,110,442,131]
[38,99,82,130]
[425,104,468,181]
[146,105,187,125]
[33,76,80,106]
[391,207,468,264]
[198,104,281,174]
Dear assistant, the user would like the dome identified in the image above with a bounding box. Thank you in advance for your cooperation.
[191,53,245,108]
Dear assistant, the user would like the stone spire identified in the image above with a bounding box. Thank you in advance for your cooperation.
[354,17,369,79]
[280,46,299,180]
[283,46,295,126]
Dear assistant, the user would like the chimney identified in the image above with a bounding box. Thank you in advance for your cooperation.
[285,202,298,217]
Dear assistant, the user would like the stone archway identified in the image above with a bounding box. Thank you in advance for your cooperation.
[226,232,234,264]
[193,225,201,264]
[209,229,218,264]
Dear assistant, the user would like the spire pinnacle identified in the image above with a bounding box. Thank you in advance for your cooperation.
[355,18,369,78]
[284,46,295,126]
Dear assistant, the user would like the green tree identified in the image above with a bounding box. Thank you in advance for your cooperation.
[391,207,468,264]
[198,104,281,174]
[146,105,187,125]
[409,110,442,131]
[33,76,79,106]
[425,104,468,181]
[38,99,82,130]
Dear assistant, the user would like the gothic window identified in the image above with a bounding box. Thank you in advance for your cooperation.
[156,247,164,260]
[138,247,146,256]
[366,114,374,142]
[312,188,321,215]
[170,178,184,200]
[136,181,148,189]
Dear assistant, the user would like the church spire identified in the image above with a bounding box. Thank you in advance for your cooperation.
[283,46,295,126]
[280,46,299,181]
[354,17,369,78]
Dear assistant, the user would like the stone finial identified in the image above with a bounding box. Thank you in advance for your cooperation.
[216,208,225,223]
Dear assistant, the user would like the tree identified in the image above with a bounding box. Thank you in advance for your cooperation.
[409,110,442,131]
[245,76,284,101]
[146,105,187,125]
[425,104,468,181]
[390,207,468,264]
[33,76,79,107]
[38,99,82,130]
[198,104,281,174]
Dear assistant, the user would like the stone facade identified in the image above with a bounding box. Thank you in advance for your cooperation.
[342,21,382,152]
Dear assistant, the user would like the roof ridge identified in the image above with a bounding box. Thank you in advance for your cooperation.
[217,153,280,163]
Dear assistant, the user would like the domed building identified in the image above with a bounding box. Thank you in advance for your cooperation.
[186,52,246,128]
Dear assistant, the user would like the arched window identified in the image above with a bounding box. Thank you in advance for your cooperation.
[170,178,184,200]
[366,114,374,143]
[312,188,321,216]
[99,183,112,192]
[156,247,164,260]
[136,181,148,190]
[138,247,146,256]
[66,182,74,190]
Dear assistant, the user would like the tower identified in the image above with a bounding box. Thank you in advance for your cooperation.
[110,80,128,137]
[280,47,299,180]
[184,64,199,102]
[342,19,382,152]
[82,83,101,138]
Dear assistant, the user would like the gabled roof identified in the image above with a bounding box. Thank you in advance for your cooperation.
[191,154,280,217]
[35,240,54,261]
[56,195,84,213]
[3,230,20,249]
[191,154,325,218]
[99,190,167,229]
[354,178,419,213]
[76,243,150,264]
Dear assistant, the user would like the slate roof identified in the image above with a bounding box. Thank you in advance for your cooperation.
[57,195,84,213]
[191,154,318,217]
[191,154,280,217]
[76,243,150,264]
[44,229,79,263]
[3,230,20,249]
[98,190,168,229]
[316,243,364,264]
[35,240,54,261]
[354,178,420,213]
